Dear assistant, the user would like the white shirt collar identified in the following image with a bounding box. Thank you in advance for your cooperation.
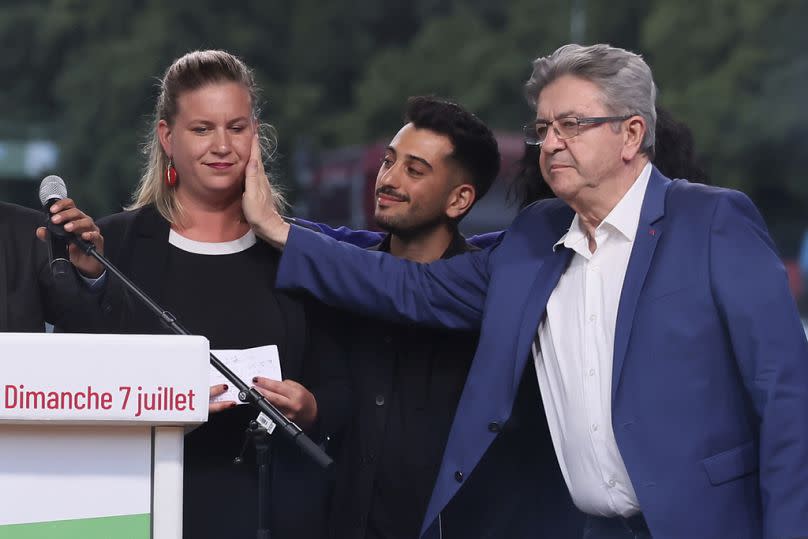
[554,162,652,252]
[168,229,257,255]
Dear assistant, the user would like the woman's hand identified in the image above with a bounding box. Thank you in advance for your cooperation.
[252,377,318,431]
[209,383,237,414]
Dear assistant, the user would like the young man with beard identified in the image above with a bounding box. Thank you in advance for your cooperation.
[326,96,580,539]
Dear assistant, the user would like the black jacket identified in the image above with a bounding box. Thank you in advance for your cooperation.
[330,233,479,539]
[0,201,91,332]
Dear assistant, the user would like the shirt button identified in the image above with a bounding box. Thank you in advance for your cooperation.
[591,424,598,432]
[608,479,616,487]
[588,368,595,376]
[454,471,464,483]
[375,394,385,406]
[589,314,597,322]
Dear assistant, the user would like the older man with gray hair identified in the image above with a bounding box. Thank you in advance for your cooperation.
[243,43,808,539]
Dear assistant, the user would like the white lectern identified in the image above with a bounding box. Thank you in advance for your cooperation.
[0,333,209,539]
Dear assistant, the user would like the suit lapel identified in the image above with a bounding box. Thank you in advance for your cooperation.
[512,246,573,390]
[611,169,670,401]
[511,203,575,389]
[503,202,575,389]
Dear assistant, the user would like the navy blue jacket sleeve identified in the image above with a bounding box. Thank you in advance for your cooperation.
[289,218,384,248]
[467,231,504,249]
[276,225,493,330]
[293,217,505,251]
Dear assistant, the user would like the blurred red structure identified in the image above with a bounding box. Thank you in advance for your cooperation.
[784,259,804,302]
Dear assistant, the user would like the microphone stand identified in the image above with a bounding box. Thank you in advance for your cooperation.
[235,419,274,539]
[60,225,333,538]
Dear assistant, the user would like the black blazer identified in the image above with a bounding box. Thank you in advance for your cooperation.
[330,233,479,539]
[86,205,349,539]
[0,201,89,332]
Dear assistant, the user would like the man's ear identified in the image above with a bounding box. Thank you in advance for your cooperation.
[445,183,476,220]
[157,119,172,157]
[621,115,646,161]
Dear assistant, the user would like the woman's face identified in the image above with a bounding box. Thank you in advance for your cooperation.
[158,82,256,204]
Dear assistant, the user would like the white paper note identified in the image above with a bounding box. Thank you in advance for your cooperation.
[209,345,282,404]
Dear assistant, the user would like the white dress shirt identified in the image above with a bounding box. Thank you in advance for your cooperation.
[532,162,652,517]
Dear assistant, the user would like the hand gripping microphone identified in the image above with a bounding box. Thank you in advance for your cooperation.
[38,175,71,279]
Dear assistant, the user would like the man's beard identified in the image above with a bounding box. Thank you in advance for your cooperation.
[375,210,450,242]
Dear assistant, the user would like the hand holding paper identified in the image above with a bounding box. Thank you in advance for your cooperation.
[209,345,283,406]
[252,377,318,431]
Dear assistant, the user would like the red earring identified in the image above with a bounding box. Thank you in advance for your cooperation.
[166,159,178,187]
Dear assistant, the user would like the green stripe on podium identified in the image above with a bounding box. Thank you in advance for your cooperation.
[0,513,150,538]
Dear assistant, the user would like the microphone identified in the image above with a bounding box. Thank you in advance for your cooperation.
[38,175,71,279]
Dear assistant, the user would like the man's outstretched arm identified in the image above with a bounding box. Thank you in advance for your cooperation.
[242,135,492,329]
[278,224,491,329]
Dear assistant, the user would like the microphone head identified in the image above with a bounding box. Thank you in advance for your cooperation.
[39,175,67,206]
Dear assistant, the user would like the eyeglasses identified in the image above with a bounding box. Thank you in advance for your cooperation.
[522,115,632,146]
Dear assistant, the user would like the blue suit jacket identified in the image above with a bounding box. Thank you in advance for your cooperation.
[277,169,808,539]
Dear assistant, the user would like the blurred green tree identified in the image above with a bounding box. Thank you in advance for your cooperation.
[0,0,804,251]
[643,0,808,252]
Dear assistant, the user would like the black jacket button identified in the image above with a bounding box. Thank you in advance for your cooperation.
[454,470,463,482]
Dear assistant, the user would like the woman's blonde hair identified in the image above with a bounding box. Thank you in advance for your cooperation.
[129,49,285,224]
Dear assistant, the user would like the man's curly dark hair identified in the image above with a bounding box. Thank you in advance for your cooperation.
[405,96,501,204]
